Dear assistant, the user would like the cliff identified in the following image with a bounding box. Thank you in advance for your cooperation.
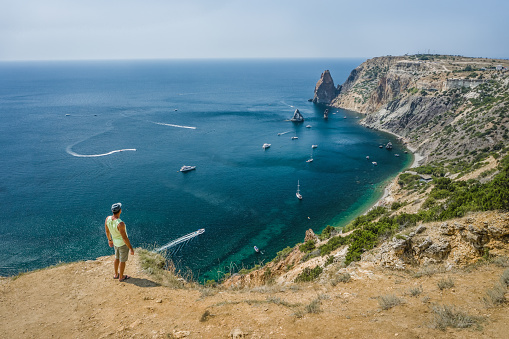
[327,55,509,166]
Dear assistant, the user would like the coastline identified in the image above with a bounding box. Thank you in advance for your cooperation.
[350,118,423,216]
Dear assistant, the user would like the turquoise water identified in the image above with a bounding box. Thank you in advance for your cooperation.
[0,59,411,280]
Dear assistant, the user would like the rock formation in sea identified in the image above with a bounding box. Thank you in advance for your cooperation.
[290,108,304,122]
[312,70,339,105]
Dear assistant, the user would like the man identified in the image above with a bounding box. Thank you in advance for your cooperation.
[105,202,134,282]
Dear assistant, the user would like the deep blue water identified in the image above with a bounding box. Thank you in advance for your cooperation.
[0,59,411,281]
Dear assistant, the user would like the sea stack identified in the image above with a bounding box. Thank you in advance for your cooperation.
[312,70,339,105]
[290,109,304,122]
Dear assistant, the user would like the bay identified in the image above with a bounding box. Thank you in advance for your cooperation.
[0,59,411,281]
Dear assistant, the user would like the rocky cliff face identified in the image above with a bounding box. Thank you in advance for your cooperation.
[312,70,338,105]
[363,211,509,269]
[327,55,509,166]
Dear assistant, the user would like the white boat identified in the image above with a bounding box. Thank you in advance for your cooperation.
[296,180,302,200]
[306,159,313,163]
[254,246,259,253]
[372,162,377,166]
[291,136,298,140]
[262,143,271,149]
[312,145,318,149]
[366,156,369,160]
[180,165,196,172]
[306,125,312,128]
[395,154,400,157]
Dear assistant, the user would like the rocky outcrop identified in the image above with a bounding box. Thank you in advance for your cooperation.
[365,211,509,269]
[312,70,339,105]
[304,229,318,242]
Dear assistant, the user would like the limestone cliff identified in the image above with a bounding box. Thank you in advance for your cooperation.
[312,70,338,105]
[328,55,509,166]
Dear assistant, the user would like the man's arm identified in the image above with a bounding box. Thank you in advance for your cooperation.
[118,222,134,255]
[104,218,113,247]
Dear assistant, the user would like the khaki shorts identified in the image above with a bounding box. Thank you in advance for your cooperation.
[115,245,129,262]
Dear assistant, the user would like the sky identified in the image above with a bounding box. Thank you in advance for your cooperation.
[1,0,508,61]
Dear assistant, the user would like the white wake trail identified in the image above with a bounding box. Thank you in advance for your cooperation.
[153,122,196,129]
[66,146,136,158]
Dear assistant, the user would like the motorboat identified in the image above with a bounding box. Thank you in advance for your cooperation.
[306,159,313,163]
[180,165,196,172]
[395,154,400,157]
[254,246,259,253]
[366,156,370,160]
[291,136,298,140]
[312,145,318,149]
[262,143,271,149]
[306,125,312,128]
[372,162,378,166]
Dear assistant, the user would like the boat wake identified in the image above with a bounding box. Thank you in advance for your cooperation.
[153,122,197,129]
[66,146,137,158]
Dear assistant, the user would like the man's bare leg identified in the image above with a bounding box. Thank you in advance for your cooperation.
[114,258,119,278]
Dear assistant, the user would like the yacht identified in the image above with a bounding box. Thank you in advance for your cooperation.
[180,165,196,172]
[296,180,302,200]
[372,162,378,166]
[262,143,271,149]
[291,136,298,140]
[306,125,312,128]
[306,159,313,163]
[312,145,318,149]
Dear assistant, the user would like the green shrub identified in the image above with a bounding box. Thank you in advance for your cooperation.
[299,240,316,253]
[294,266,323,283]
[272,246,293,263]
[319,235,347,256]
[319,225,335,240]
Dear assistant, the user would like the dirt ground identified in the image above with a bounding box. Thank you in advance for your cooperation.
[1,253,508,339]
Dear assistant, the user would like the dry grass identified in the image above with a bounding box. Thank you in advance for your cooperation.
[429,304,481,330]
[137,248,185,288]
[378,294,403,310]
[437,277,455,290]
[483,283,506,307]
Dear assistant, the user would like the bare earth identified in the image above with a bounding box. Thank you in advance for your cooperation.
[1,251,509,338]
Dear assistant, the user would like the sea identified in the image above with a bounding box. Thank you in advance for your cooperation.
[0,59,412,281]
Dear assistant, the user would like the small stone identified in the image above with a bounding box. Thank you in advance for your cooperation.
[173,330,190,338]
[230,328,247,338]
[156,299,162,303]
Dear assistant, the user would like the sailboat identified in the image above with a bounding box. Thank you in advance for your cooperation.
[296,180,302,200]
